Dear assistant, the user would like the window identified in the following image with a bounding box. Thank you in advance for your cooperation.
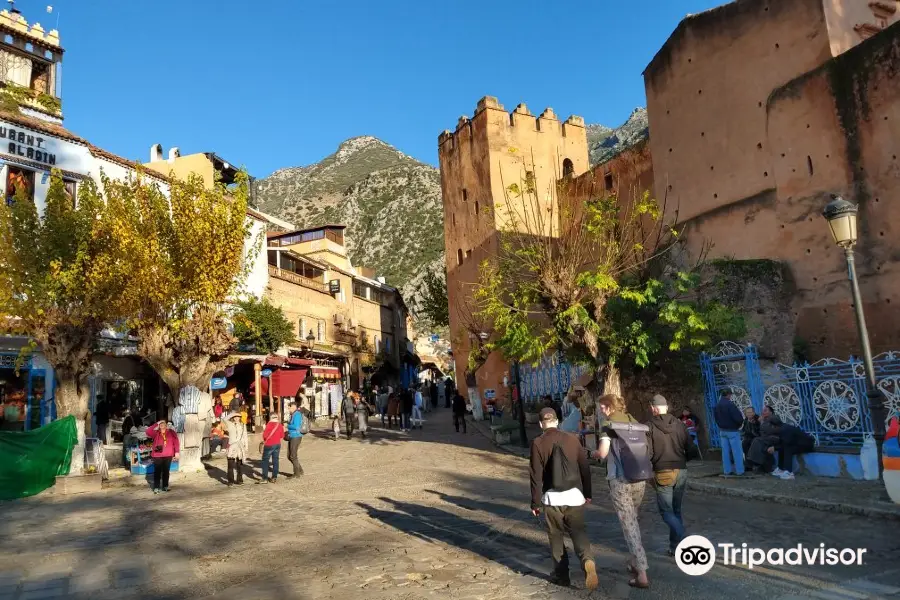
[462,189,468,203]
[562,158,574,178]
[452,213,456,227]
[474,200,479,216]
[353,281,369,299]
[465,250,472,260]
[29,61,49,94]
[604,173,614,191]
[64,180,76,207]
[374,335,381,353]
[6,166,34,206]
[317,320,325,342]
[299,318,307,340]
[457,249,463,265]
[385,336,392,353]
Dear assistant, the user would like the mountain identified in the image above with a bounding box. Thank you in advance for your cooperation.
[255,136,445,304]
[586,107,649,166]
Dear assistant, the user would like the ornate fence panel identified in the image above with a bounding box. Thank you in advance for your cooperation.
[519,352,589,404]
[701,343,900,450]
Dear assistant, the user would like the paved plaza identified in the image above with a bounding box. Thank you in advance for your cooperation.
[1,409,899,600]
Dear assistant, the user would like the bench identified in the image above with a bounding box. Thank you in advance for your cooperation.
[490,421,520,445]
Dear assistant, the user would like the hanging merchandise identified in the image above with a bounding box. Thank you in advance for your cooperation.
[329,384,342,416]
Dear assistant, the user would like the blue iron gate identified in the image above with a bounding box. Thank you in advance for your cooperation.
[519,352,589,404]
[700,342,900,449]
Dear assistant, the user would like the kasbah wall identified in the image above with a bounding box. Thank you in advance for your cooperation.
[439,0,900,401]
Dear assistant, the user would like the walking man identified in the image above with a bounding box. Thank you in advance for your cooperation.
[530,408,598,591]
[412,386,425,429]
[452,393,467,433]
[401,388,414,432]
[714,389,745,477]
[647,394,699,556]
[286,402,305,477]
[343,392,357,439]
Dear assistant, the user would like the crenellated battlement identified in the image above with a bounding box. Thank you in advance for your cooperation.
[0,10,61,48]
[438,95,585,150]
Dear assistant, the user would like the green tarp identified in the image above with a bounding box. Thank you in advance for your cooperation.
[0,415,76,500]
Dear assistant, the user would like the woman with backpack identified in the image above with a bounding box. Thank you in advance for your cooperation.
[591,393,651,589]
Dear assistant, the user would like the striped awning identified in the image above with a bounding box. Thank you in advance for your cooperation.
[311,366,341,380]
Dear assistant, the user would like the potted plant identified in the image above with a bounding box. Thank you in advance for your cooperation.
[524,399,541,424]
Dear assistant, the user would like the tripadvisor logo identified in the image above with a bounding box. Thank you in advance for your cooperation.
[675,536,868,576]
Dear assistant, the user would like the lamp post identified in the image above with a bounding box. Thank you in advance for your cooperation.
[822,195,888,480]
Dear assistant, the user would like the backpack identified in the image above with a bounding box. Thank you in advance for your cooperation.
[299,412,311,435]
[608,421,653,483]
[550,443,582,491]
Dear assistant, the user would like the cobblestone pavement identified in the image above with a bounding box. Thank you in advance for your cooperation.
[1,408,899,600]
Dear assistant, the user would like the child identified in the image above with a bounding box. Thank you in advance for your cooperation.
[331,415,341,440]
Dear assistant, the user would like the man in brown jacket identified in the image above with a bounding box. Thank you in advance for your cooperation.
[530,407,598,590]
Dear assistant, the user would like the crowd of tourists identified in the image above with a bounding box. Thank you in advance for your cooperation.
[530,391,699,591]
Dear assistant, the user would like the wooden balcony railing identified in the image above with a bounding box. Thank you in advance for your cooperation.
[268,265,329,293]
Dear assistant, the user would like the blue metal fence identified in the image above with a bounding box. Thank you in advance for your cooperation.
[700,342,900,449]
[519,352,589,404]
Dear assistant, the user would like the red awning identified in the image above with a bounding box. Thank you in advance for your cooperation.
[251,367,309,397]
[311,366,341,380]
[264,355,315,368]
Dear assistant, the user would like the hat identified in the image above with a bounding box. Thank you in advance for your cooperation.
[650,394,668,408]
[228,412,241,421]
[539,407,557,422]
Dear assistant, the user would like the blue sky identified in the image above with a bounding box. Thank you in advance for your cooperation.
[36,0,723,176]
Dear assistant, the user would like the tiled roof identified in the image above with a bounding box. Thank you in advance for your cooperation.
[0,108,85,143]
[267,224,347,239]
[88,145,169,183]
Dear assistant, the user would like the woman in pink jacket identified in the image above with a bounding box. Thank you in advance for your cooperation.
[146,420,180,494]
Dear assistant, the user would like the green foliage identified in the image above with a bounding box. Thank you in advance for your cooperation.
[36,93,61,113]
[475,174,746,379]
[233,297,295,354]
[413,266,449,330]
[0,83,62,115]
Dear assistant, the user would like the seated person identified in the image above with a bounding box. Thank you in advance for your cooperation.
[679,407,699,430]
[208,419,229,454]
[770,423,815,480]
[741,407,761,457]
[747,405,783,472]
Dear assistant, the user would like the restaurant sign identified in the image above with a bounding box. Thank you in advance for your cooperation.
[329,279,341,294]
[0,126,56,165]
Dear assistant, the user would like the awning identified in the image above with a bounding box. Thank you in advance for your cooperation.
[264,355,315,368]
[311,366,341,380]
[251,367,309,397]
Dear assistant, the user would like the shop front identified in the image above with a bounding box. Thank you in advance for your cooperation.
[0,351,53,432]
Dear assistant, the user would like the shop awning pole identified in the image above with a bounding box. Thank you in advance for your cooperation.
[253,363,262,427]
[268,372,274,418]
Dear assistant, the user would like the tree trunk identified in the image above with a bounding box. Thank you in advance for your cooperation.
[603,363,622,397]
[55,375,90,475]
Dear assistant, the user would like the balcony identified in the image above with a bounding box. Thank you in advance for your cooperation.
[268,265,329,293]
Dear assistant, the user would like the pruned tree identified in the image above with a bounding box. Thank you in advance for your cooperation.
[0,171,122,472]
[475,168,744,396]
[93,171,251,407]
[412,264,450,332]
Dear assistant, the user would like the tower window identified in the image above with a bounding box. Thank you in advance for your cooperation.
[466,250,473,260]
[457,249,463,265]
[562,158,574,178]
[474,200,479,216]
[462,189,468,203]
[604,173,614,191]
[452,213,456,226]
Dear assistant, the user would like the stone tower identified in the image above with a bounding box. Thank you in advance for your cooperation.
[437,96,588,401]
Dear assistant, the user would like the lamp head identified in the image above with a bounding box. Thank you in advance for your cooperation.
[822,194,858,248]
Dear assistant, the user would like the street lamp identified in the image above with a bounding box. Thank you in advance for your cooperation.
[822,194,888,480]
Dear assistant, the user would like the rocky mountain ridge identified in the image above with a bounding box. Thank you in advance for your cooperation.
[586,107,649,166]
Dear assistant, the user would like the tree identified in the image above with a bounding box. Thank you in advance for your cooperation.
[0,172,121,471]
[475,170,743,396]
[413,265,450,331]
[92,171,251,405]
[233,297,295,354]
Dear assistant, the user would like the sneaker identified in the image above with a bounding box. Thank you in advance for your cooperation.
[270,478,277,484]
[162,487,169,492]
[583,560,598,592]
[548,574,571,587]
[256,480,268,484]
[778,471,795,480]
[153,488,160,494]
[771,468,784,477]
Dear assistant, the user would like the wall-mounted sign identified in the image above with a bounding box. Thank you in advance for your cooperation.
[261,368,273,377]
[210,377,227,390]
[484,388,496,400]
[1,127,56,165]
[329,279,341,294]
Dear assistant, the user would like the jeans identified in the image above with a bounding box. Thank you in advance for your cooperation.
[209,437,226,454]
[544,505,592,581]
[412,406,423,428]
[288,437,303,475]
[344,412,355,438]
[401,413,412,430]
[261,444,280,481]
[152,457,172,490]
[655,469,688,552]
[227,458,244,484]
[720,430,745,475]
[454,413,467,433]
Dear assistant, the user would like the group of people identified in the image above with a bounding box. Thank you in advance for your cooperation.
[371,384,432,432]
[714,389,815,479]
[144,401,309,493]
[530,392,700,591]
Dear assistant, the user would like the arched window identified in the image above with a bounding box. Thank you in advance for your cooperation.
[562,158,574,178]
[457,249,463,265]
